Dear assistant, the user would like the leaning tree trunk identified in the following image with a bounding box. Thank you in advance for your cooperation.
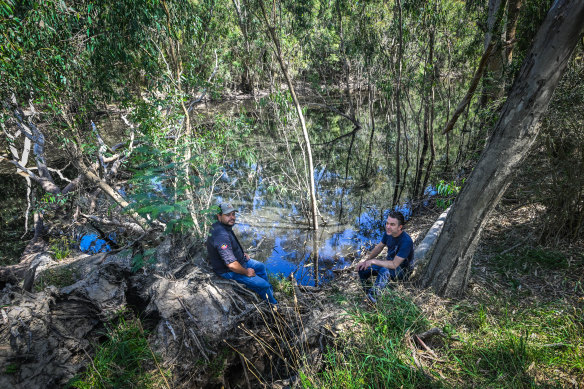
[259,1,319,230]
[420,0,584,297]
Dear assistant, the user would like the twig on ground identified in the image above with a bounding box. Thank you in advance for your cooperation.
[405,332,424,370]
[414,334,438,358]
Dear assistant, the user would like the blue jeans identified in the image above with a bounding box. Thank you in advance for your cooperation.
[358,264,407,299]
[219,259,278,305]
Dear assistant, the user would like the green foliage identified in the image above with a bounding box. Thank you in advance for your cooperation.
[126,112,253,237]
[131,248,157,273]
[456,331,533,386]
[206,347,233,379]
[513,0,554,69]
[304,290,435,388]
[35,193,69,214]
[49,235,73,260]
[268,273,294,297]
[448,297,584,387]
[70,314,170,389]
[4,363,20,375]
[435,179,462,209]
[306,286,582,388]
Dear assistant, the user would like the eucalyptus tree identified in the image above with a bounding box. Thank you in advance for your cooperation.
[420,0,584,297]
[0,0,154,232]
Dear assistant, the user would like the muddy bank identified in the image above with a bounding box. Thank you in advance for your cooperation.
[0,236,356,388]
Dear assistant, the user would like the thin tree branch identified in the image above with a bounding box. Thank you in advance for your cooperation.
[441,39,496,135]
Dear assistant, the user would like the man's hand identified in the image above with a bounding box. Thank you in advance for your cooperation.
[244,253,250,260]
[356,259,371,271]
[357,243,386,271]
[227,260,256,277]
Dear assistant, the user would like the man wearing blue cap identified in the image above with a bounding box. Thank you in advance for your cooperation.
[206,203,278,306]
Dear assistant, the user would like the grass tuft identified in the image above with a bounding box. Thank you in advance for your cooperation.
[297,284,583,388]
[69,314,170,389]
[492,247,570,272]
[34,266,77,291]
[269,272,295,297]
[302,289,439,388]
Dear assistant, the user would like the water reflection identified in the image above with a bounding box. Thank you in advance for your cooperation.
[218,155,435,285]
[214,164,433,286]
[233,203,394,286]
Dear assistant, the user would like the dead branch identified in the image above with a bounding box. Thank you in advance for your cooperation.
[414,334,438,358]
[405,332,424,370]
[80,213,144,234]
[76,160,148,231]
[3,106,84,197]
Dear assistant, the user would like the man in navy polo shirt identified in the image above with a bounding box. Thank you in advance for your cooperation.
[207,203,278,306]
[356,211,414,303]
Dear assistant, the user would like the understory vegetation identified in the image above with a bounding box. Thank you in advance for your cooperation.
[300,270,583,387]
[53,247,584,389]
[70,314,170,389]
[236,218,583,388]
[1,0,583,387]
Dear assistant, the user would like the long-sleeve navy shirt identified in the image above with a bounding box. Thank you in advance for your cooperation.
[206,221,248,274]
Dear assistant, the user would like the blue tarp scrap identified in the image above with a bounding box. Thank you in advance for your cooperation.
[79,233,111,254]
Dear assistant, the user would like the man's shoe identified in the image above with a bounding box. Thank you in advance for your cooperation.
[365,293,377,305]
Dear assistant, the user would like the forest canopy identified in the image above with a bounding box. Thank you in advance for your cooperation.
[1,0,583,290]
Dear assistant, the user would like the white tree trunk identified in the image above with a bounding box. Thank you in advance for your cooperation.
[259,1,319,230]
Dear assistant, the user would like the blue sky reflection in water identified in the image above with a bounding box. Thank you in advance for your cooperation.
[217,161,429,286]
[232,204,413,286]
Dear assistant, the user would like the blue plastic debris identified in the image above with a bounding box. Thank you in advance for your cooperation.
[79,234,111,254]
